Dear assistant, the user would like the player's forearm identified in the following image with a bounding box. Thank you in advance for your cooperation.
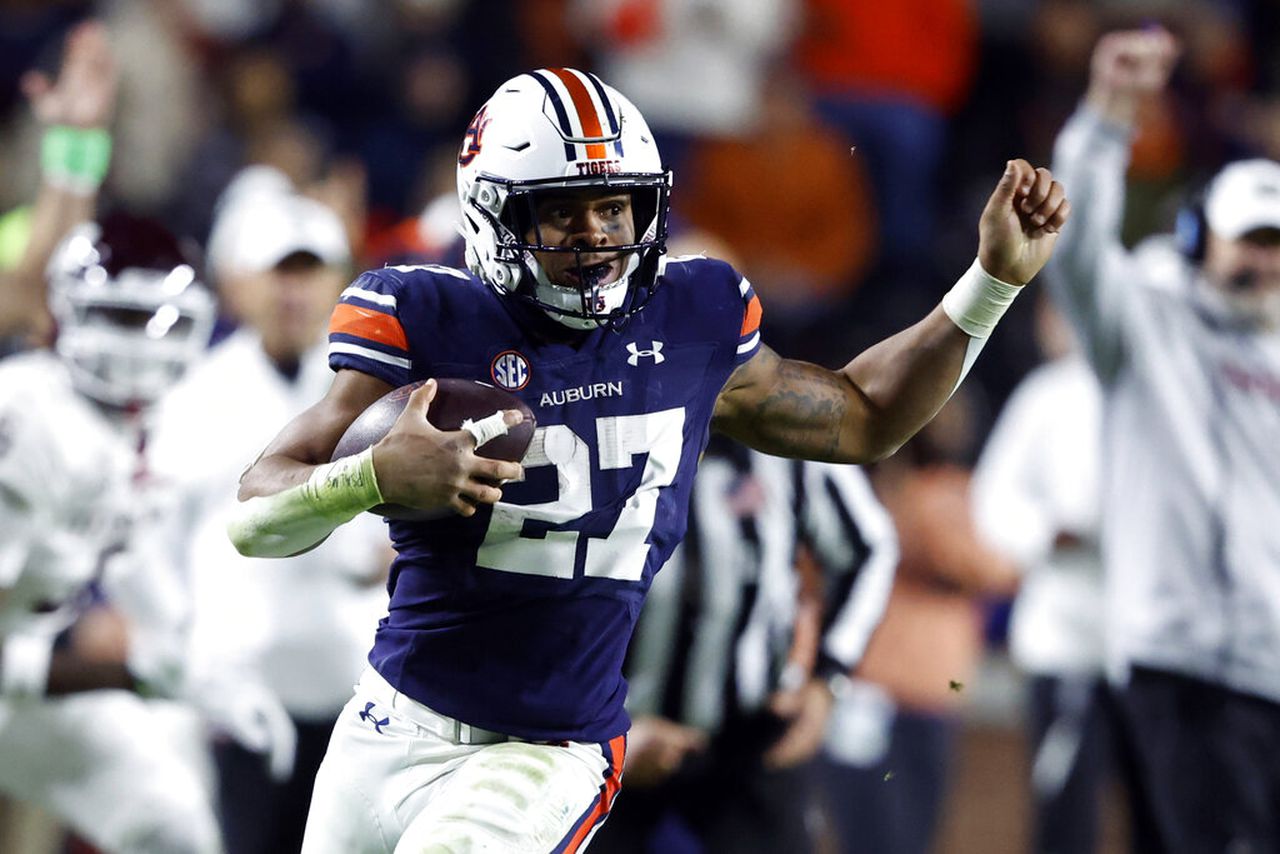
[836,257,1030,461]
[237,452,323,501]
[229,448,382,558]
[839,308,971,460]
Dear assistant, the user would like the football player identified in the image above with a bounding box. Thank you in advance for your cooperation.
[228,69,1069,853]
[0,213,287,854]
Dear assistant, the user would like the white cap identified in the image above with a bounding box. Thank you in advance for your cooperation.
[1204,159,1280,240]
[208,175,350,277]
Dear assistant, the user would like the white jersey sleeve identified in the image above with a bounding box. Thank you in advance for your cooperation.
[0,355,138,636]
[0,389,54,589]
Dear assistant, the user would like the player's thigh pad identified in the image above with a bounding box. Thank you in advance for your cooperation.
[303,674,488,854]
[303,670,622,854]
[394,739,617,854]
[0,692,221,854]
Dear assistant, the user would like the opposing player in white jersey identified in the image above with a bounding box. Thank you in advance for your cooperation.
[0,213,284,853]
[230,68,1069,853]
[1049,27,1280,852]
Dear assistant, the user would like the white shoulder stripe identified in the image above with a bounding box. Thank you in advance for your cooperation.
[340,286,397,309]
[329,342,411,370]
[384,263,471,280]
[738,277,753,297]
[736,331,760,355]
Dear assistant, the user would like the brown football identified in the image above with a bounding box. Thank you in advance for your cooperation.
[331,378,536,520]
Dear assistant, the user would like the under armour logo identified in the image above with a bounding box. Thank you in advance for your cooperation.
[359,702,390,735]
[626,341,665,366]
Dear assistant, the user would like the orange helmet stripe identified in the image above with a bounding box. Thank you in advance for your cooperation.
[547,68,608,160]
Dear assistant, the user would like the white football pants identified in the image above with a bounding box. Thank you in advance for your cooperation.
[301,667,625,854]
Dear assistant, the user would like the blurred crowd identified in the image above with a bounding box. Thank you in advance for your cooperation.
[1,1,1279,853]
[2,0,1278,370]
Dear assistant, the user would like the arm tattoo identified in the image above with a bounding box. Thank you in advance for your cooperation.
[757,361,852,459]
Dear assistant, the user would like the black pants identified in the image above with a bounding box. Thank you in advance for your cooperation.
[1025,675,1122,854]
[1118,666,1280,854]
[819,709,955,854]
[213,714,336,854]
[590,711,817,854]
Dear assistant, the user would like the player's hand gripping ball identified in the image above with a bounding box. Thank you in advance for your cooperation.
[332,378,536,519]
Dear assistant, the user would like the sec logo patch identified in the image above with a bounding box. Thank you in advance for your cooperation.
[491,350,531,391]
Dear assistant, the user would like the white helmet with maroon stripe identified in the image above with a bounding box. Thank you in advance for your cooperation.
[47,213,215,408]
[456,68,671,330]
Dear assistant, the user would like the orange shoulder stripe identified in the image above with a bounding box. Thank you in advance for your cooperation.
[740,294,762,337]
[328,303,408,351]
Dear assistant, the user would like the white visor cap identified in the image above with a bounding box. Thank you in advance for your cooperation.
[1204,158,1280,240]
[209,185,350,276]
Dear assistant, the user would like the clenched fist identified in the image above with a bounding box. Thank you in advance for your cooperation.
[1086,27,1181,126]
[977,159,1070,286]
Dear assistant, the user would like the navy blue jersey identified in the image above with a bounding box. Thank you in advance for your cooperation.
[327,258,762,742]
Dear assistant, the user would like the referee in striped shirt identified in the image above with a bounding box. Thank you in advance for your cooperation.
[591,436,898,853]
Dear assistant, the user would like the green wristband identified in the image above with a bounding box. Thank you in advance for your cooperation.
[41,125,112,193]
[302,446,385,521]
[227,447,384,558]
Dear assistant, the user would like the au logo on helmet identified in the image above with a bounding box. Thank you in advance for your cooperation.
[458,105,490,167]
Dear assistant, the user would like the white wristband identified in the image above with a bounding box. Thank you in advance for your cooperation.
[227,447,384,558]
[942,259,1022,339]
[1,633,54,699]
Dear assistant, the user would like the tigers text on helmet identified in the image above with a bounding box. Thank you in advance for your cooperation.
[47,213,215,408]
[456,68,672,330]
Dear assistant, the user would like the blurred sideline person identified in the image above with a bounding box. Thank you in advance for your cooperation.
[0,21,116,352]
[0,213,225,854]
[1050,27,1280,852]
[820,391,1020,854]
[590,437,897,853]
[971,296,1129,854]
[228,68,1067,852]
[149,172,392,854]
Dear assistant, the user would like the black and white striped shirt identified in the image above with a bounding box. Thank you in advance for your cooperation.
[624,438,898,732]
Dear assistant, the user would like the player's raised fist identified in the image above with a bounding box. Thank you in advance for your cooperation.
[977,159,1070,286]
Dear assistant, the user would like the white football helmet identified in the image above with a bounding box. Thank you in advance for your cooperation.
[456,68,671,329]
[47,213,215,408]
